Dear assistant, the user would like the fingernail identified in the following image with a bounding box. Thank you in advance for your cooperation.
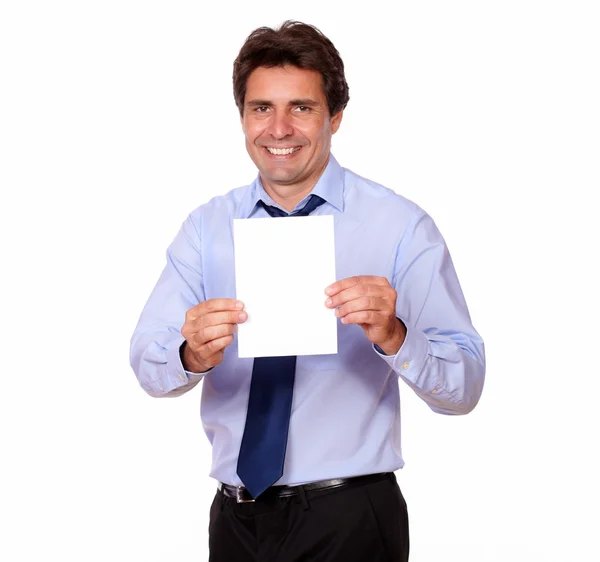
[236,301,244,309]
[325,288,333,295]
[239,311,247,321]
[325,298,333,306]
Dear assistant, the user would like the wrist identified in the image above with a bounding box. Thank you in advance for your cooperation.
[378,319,406,356]
[180,341,210,373]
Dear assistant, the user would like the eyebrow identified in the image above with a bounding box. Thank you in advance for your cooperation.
[245,98,321,108]
[289,98,320,107]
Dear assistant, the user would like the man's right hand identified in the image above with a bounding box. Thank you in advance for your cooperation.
[180,299,247,373]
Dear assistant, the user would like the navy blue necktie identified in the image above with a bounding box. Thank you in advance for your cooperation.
[236,195,326,498]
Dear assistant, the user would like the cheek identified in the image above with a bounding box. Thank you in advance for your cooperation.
[253,128,272,144]
[297,120,318,134]
[243,121,265,143]
[303,120,329,142]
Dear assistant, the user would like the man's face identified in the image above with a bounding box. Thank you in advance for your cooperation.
[241,65,343,193]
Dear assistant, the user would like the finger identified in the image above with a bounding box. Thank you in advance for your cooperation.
[197,334,235,359]
[339,310,387,326]
[186,299,244,321]
[335,296,390,319]
[182,311,246,347]
[194,310,248,330]
[325,284,389,308]
[325,276,389,298]
[187,323,238,351]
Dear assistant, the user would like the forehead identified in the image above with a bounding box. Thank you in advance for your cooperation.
[245,65,325,103]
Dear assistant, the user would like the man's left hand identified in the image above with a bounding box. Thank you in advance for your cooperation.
[325,276,406,355]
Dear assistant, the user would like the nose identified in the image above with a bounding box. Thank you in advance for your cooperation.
[266,110,294,140]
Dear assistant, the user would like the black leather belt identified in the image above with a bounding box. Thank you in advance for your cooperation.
[218,472,392,503]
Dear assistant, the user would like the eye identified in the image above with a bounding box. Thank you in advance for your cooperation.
[296,105,310,112]
[255,106,269,113]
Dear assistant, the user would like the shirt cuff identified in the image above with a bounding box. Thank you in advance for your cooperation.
[153,335,211,394]
[373,319,429,384]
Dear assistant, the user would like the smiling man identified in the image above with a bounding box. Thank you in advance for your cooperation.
[130,20,485,562]
[241,64,342,211]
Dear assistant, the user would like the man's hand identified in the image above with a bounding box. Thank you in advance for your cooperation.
[325,276,406,355]
[181,299,247,372]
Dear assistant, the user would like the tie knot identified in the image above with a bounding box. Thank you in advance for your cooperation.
[260,195,326,218]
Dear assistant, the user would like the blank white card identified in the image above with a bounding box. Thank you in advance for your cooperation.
[233,214,338,358]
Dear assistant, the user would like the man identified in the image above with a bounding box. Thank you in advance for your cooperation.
[130,20,485,562]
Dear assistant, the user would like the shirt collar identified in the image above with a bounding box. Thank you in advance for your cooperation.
[239,153,345,218]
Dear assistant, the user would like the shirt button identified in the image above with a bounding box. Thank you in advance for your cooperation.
[159,386,164,391]
[431,388,438,394]
[179,374,185,381]
[401,361,410,370]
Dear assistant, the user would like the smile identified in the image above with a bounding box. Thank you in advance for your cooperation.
[265,147,302,155]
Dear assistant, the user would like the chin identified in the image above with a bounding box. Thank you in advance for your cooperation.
[263,170,299,184]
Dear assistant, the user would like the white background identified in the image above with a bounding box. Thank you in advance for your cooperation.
[1,1,598,561]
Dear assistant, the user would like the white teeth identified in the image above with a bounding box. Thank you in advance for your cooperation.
[267,147,300,155]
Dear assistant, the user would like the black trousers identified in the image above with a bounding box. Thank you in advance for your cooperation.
[208,473,409,562]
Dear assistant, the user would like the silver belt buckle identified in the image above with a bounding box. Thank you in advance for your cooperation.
[236,486,255,503]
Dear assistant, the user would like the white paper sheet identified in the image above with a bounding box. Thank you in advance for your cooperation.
[233,214,338,358]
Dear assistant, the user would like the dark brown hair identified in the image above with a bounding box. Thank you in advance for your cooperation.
[233,20,350,117]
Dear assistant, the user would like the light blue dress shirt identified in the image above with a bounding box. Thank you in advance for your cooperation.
[129,153,485,487]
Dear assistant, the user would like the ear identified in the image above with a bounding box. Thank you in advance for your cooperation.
[330,110,344,134]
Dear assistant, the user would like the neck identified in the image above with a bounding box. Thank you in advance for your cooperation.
[261,184,313,212]
[261,155,329,212]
